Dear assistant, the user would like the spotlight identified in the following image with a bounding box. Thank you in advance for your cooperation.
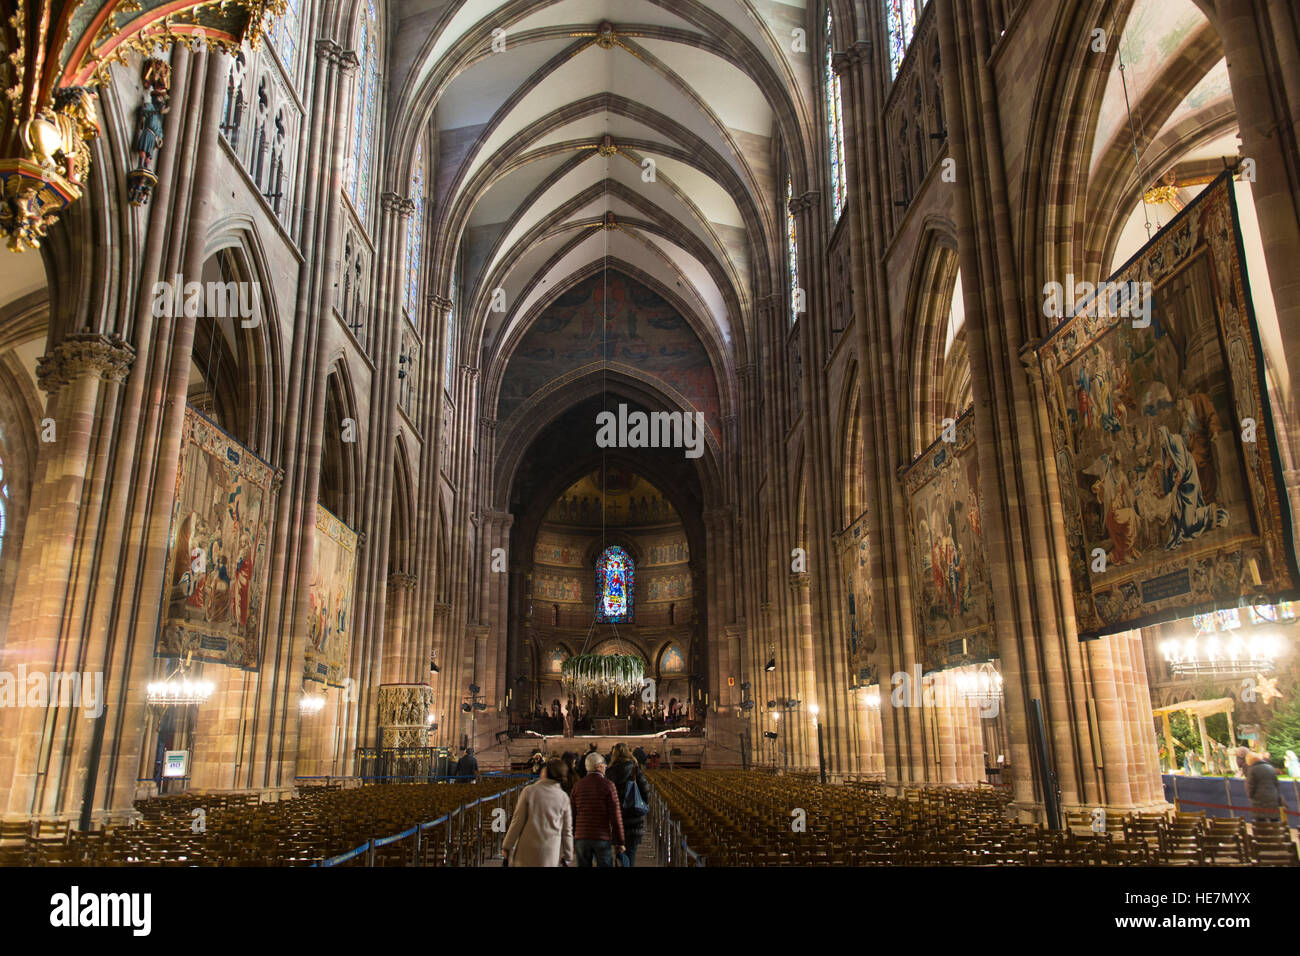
[429,660,440,673]
[741,699,755,711]
[461,703,472,713]
[469,684,481,694]
[787,699,800,709]
[740,681,751,692]
[765,658,776,672]
[763,731,778,740]
[766,700,777,709]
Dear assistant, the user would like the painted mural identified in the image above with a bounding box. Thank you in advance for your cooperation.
[1039,174,1300,638]
[838,511,877,686]
[646,539,689,566]
[645,572,691,602]
[497,272,720,439]
[545,469,680,526]
[535,573,583,602]
[548,645,571,673]
[157,407,274,671]
[534,531,585,567]
[659,643,686,674]
[903,410,996,670]
[304,505,358,686]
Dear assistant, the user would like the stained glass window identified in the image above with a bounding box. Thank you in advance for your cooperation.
[347,0,380,222]
[1215,608,1242,630]
[1249,602,1297,624]
[885,0,928,79]
[268,0,301,82]
[1191,613,1214,634]
[787,177,799,324]
[405,142,425,315]
[595,546,634,623]
[825,9,847,223]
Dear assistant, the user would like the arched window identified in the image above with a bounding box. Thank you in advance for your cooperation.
[268,0,302,82]
[786,177,800,324]
[885,0,929,79]
[347,0,380,222]
[825,8,847,223]
[406,142,425,315]
[595,546,634,623]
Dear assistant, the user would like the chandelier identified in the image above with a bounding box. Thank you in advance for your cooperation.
[1161,632,1281,677]
[146,678,215,705]
[561,651,645,698]
[955,663,1003,706]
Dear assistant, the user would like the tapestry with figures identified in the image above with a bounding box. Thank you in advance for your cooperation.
[1038,173,1300,638]
[837,511,877,686]
[157,406,274,671]
[304,505,358,686]
[902,410,997,670]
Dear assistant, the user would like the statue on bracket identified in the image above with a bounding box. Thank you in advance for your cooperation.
[128,59,171,207]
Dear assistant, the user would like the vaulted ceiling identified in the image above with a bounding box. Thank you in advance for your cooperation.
[386,0,821,399]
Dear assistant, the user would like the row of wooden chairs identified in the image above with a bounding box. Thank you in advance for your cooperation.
[1,781,516,867]
[646,770,1298,866]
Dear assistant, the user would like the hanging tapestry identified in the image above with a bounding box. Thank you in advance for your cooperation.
[304,504,358,686]
[837,511,877,686]
[1038,173,1300,638]
[157,406,275,671]
[902,410,996,670]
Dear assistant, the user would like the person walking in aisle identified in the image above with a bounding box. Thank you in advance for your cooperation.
[570,752,624,866]
[1245,750,1285,822]
[502,757,575,867]
[454,747,477,783]
[607,743,650,866]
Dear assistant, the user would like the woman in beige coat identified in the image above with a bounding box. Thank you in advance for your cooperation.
[502,756,575,867]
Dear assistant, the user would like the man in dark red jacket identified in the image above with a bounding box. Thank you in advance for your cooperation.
[570,752,625,866]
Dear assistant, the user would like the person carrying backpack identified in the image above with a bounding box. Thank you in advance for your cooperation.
[607,742,650,866]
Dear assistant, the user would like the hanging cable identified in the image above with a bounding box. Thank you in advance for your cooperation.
[1112,11,1159,237]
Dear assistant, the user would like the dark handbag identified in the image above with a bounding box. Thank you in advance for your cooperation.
[622,771,649,817]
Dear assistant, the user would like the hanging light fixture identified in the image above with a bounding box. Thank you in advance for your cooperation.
[146,678,215,706]
[1161,632,1280,677]
[561,650,645,698]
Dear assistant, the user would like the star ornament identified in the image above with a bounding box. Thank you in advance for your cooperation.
[1254,673,1282,707]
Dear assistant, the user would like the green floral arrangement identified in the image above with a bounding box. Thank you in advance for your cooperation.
[561,653,645,697]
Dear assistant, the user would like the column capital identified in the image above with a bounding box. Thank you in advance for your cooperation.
[460,364,479,380]
[788,190,820,215]
[316,40,359,73]
[846,40,873,69]
[427,294,453,312]
[788,572,811,594]
[432,602,453,618]
[736,362,758,386]
[37,333,135,393]
[479,416,497,432]
[388,572,418,591]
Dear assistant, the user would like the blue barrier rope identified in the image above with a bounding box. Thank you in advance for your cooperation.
[313,782,526,868]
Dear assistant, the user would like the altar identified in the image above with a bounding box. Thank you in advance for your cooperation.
[594,717,628,735]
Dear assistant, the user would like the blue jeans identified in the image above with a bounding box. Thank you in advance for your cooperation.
[575,839,614,867]
[619,826,644,867]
